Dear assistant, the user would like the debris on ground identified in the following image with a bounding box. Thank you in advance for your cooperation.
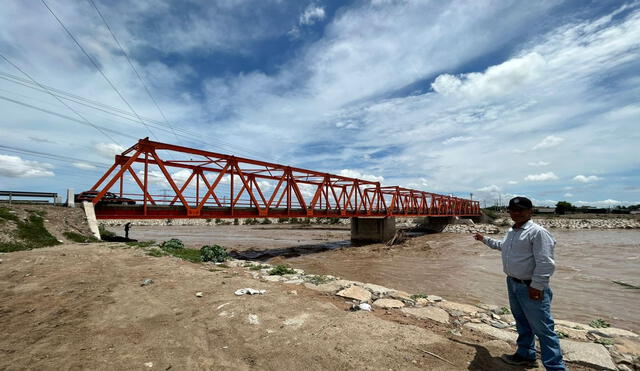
[141,278,154,286]
[234,288,266,296]
[195,292,203,297]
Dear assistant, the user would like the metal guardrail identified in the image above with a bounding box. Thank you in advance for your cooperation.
[0,190,59,204]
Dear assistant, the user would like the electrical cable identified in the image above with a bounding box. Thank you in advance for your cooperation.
[40,0,159,141]
[87,0,180,144]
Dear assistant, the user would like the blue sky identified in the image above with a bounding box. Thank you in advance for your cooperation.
[0,0,639,208]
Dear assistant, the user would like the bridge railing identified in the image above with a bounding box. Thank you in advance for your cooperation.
[89,138,480,219]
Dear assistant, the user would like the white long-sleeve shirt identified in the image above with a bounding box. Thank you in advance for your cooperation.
[483,219,556,290]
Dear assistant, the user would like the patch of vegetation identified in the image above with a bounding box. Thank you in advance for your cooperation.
[63,231,99,243]
[244,218,259,225]
[233,218,239,225]
[557,331,568,339]
[245,263,270,270]
[498,306,511,315]
[0,207,19,222]
[410,293,429,300]
[289,217,300,224]
[206,218,212,223]
[1,214,60,252]
[201,244,230,263]
[595,338,614,346]
[305,275,334,285]
[268,265,297,275]
[160,238,185,250]
[126,240,156,248]
[147,248,167,257]
[166,247,201,263]
[260,218,272,225]
[98,224,116,238]
[589,319,611,328]
[482,208,498,219]
[277,217,289,223]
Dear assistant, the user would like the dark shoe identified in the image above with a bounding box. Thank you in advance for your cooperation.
[500,353,538,367]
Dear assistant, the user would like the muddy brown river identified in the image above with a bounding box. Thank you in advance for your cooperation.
[117,224,640,332]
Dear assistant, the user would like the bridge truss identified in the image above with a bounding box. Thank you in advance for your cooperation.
[89,138,480,219]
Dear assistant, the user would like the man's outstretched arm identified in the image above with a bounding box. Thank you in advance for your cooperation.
[473,233,503,250]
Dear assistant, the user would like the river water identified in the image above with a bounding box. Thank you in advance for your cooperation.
[121,225,640,332]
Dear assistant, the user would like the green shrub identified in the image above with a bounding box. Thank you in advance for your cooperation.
[16,214,60,249]
[63,231,99,243]
[206,218,212,223]
[160,238,184,250]
[126,240,156,248]
[244,218,258,225]
[201,244,230,262]
[0,207,19,222]
[215,218,223,224]
[595,338,614,346]
[410,293,428,300]
[289,217,300,224]
[247,264,270,270]
[277,217,289,223]
[306,275,334,285]
[233,218,239,225]
[268,265,296,275]
[260,218,272,224]
[168,248,201,263]
[589,319,610,328]
[498,306,511,315]
[328,217,341,224]
[147,249,167,257]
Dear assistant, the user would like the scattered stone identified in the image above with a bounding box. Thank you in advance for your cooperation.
[448,309,465,317]
[304,279,354,293]
[248,314,260,325]
[491,313,500,320]
[386,290,412,301]
[415,298,430,307]
[437,301,480,316]
[336,286,372,302]
[426,295,443,302]
[489,320,510,329]
[560,339,616,370]
[372,299,404,309]
[500,314,515,323]
[288,290,298,296]
[449,329,462,336]
[261,275,282,282]
[282,313,309,328]
[614,337,640,355]
[555,319,592,330]
[464,323,517,343]
[234,288,266,296]
[283,279,304,285]
[195,292,203,297]
[401,306,450,324]
[141,279,154,287]
[144,362,153,368]
[359,283,391,297]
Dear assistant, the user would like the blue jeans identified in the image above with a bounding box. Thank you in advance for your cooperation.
[507,277,566,371]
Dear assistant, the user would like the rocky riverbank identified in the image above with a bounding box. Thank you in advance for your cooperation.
[216,257,638,370]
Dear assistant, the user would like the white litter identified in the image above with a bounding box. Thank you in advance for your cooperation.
[195,292,203,297]
[358,303,372,311]
[234,288,266,296]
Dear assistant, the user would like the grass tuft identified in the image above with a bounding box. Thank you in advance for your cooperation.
[63,231,99,243]
[126,240,156,248]
[268,265,296,275]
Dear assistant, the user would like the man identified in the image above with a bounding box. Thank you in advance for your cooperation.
[124,222,131,239]
[473,196,566,370]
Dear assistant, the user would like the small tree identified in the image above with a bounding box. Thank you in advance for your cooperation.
[201,245,230,262]
[555,201,574,215]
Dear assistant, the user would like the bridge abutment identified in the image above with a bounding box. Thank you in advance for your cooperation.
[350,217,396,243]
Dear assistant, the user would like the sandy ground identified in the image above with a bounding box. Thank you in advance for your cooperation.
[0,242,601,371]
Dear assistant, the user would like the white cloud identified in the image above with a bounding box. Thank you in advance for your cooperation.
[573,175,601,183]
[442,136,473,145]
[72,162,97,170]
[478,185,501,192]
[339,169,384,183]
[507,180,519,185]
[532,135,564,150]
[300,5,325,25]
[564,193,573,197]
[431,52,546,99]
[524,172,558,181]
[95,143,126,159]
[0,154,54,178]
[528,161,549,167]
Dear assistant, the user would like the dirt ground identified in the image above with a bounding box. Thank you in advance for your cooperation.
[0,242,600,371]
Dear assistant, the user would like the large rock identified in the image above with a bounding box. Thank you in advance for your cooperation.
[438,301,481,316]
[386,289,412,301]
[590,327,638,338]
[372,299,404,309]
[555,319,593,330]
[560,339,616,370]
[464,323,517,343]
[556,325,589,341]
[304,279,354,293]
[401,306,450,324]
[336,286,372,302]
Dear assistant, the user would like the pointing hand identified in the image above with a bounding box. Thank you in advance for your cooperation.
[473,233,484,242]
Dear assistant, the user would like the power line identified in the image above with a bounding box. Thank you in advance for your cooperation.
[40,0,159,141]
[0,53,120,145]
[87,0,180,143]
[0,70,269,159]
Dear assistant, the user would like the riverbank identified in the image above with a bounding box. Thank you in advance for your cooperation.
[1,242,637,370]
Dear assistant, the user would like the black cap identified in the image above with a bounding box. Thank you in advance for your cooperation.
[508,196,533,210]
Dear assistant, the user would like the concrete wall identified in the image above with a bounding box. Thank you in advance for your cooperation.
[350,217,396,243]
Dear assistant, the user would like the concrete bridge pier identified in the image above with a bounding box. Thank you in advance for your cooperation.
[351,217,396,243]
[414,216,455,233]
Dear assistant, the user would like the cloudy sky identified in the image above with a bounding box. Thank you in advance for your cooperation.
[0,0,639,208]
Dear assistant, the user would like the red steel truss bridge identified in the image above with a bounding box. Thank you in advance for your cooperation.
[89,138,480,220]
